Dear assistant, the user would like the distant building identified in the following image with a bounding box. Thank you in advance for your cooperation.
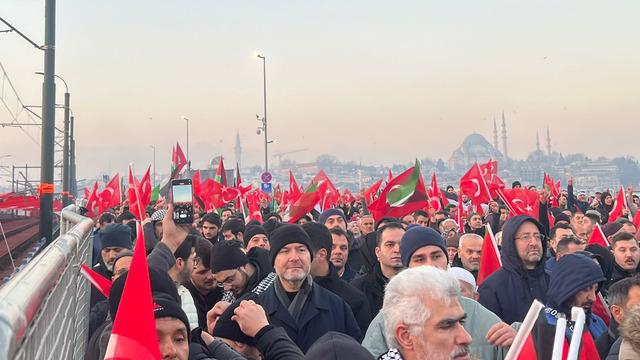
[447,133,504,171]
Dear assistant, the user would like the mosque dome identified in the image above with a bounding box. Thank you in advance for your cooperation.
[448,133,504,170]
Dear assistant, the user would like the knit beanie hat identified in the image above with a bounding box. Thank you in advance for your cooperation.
[210,240,249,273]
[318,208,347,226]
[268,224,313,265]
[212,293,259,346]
[101,223,133,250]
[400,226,448,267]
[243,224,267,247]
[152,294,191,341]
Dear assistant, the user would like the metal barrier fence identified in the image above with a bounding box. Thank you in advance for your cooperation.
[0,205,94,360]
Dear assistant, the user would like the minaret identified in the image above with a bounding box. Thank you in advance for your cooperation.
[536,131,540,152]
[546,127,552,156]
[501,111,508,161]
[234,130,242,168]
[493,118,499,150]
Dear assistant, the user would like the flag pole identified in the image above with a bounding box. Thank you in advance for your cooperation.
[550,315,567,360]
[504,300,544,360]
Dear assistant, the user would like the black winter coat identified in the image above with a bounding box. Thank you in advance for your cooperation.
[315,263,372,336]
[350,262,388,319]
[478,215,550,324]
[259,279,361,353]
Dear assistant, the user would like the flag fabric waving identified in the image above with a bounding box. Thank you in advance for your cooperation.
[477,224,502,285]
[460,163,492,209]
[80,264,113,298]
[588,223,610,247]
[368,159,428,221]
[104,222,161,359]
[608,186,627,222]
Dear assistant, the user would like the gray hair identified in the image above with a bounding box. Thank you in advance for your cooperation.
[458,233,483,249]
[382,266,461,349]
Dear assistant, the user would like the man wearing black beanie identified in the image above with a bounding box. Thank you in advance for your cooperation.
[259,223,361,352]
[211,240,277,303]
[91,223,133,307]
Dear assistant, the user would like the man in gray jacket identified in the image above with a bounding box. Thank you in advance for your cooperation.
[362,226,516,360]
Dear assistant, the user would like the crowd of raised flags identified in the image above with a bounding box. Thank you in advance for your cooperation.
[9,143,636,360]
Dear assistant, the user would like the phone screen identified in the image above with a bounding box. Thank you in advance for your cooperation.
[172,183,193,224]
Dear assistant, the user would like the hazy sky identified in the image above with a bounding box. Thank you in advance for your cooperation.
[1,0,639,182]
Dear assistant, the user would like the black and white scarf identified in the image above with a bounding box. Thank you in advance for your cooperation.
[273,275,313,323]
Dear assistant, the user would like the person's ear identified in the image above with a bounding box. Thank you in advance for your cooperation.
[395,324,415,350]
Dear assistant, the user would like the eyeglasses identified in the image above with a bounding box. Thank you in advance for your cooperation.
[216,268,241,288]
[515,233,546,243]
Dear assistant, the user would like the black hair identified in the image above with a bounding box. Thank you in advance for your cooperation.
[221,218,245,236]
[98,212,116,225]
[264,212,282,222]
[194,237,213,270]
[611,231,637,248]
[608,276,640,306]
[201,213,222,228]
[556,235,583,255]
[376,222,405,246]
[116,211,136,223]
[414,210,429,218]
[549,223,573,240]
[174,234,196,261]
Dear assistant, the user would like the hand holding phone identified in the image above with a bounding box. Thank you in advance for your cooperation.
[171,179,194,224]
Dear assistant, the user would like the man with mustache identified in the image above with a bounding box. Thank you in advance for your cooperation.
[478,215,549,324]
[606,231,640,290]
[378,266,473,360]
[529,253,608,359]
[258,224,361,352]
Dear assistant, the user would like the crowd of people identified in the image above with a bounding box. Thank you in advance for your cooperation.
[83,178,640,360]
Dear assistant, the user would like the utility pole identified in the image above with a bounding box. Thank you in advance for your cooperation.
[39,0,56,245]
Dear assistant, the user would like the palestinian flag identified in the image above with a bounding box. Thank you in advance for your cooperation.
[368,159,428,221]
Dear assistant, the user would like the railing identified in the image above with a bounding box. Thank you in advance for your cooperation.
[0,204,94,360]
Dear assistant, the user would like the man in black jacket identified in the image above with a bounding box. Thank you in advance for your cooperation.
[211,240,277,303]
[606,232,640,290]
[259,224,361,352]
[351,222,405,318]
[91,223,133,307]
[302,222,372,335]
[597,276,640,359]
[185,238,223,331]
[478,215,549,324]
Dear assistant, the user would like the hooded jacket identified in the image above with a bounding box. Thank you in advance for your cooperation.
[528,254,608,360]
[478,215,549,324]
[597,192,614,224]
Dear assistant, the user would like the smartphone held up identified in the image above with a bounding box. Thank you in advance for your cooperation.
[171,179,194,224]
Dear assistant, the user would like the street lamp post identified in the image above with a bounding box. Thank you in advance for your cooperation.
[70,115,76,198]
[181,116,189,170]
[150,145,156,186]
[256,53,268,173]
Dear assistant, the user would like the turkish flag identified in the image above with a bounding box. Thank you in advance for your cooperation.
[342,189,356,204]
[104,222,161,359]
[479,160,505,198]
[501,188,540,220]
[128,166,152,220]
[608,186,627,222]
[477,225,502,285]
[460,163,492,206]
[289,170,302,203]
[86,181,100,218]
[80,264,112,298]
[99,173,122,213]
[364,178,384,203]
[428,173,444,211]
[588,223,610,247]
